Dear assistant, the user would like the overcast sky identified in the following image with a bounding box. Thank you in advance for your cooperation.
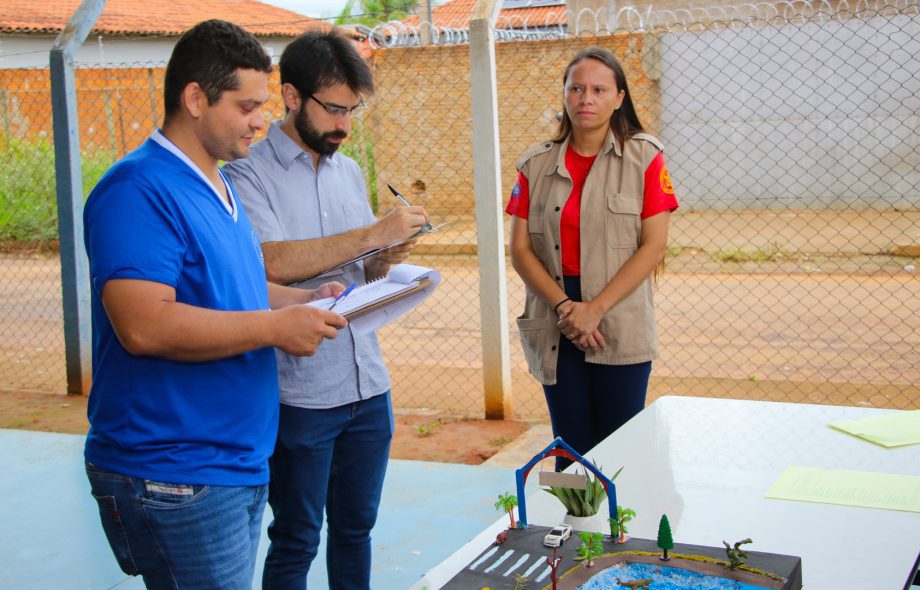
[259,0,357,19]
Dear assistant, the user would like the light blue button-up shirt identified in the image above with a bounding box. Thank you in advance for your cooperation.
[224,122,390,409]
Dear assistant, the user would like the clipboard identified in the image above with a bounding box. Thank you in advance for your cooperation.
[315,221,451,279]
[307,263,442,335]
[341,278,433,320]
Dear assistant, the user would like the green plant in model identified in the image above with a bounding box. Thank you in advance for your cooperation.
[608,505,636,542]
[494,491,518,529]
[657,514,674,560]
[723,537,753,570]
[574,531,604,567]
[544,465,622,517]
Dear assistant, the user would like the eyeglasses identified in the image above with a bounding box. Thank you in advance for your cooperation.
[307,94,367,118]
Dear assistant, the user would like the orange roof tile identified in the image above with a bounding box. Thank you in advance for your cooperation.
[0,0,337,37]
[405,0,566,29]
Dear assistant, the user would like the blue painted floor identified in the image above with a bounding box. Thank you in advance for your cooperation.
[0,429,522,589]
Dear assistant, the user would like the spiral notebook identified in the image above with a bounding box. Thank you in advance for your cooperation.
[308,263,442,335]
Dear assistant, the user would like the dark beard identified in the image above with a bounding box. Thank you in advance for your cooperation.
[294,106,347,156]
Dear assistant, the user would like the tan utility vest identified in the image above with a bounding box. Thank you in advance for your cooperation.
[514,129,663,385]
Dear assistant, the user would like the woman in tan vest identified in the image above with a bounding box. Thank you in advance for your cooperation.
[506,47,679,470]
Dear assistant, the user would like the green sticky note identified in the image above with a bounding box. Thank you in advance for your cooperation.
[828,410,920,448]
[765,466,920,513]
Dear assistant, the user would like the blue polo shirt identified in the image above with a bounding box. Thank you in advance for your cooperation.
[83,132,278,486]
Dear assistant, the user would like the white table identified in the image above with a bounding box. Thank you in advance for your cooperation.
[413,396,920,589]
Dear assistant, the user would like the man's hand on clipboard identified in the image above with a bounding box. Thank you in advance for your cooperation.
[371,205,428,248]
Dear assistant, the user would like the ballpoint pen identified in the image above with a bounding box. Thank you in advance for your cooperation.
[387,183,434,233]
[328,281,357,311]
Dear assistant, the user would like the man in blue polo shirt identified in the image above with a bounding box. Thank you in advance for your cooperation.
[82,20,347,589]
[223,29,428,590]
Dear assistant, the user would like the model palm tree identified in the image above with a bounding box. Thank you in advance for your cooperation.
[609,505,636,543]
[494,491,518,529]
[575,531,604,567]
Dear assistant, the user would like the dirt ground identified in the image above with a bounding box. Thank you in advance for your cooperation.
[0,388,529,464]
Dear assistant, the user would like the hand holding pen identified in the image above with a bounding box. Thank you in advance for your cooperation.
[329,281,358,311]
[387,184,434,233]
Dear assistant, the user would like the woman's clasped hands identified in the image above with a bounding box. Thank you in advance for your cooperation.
[557,299,607,352]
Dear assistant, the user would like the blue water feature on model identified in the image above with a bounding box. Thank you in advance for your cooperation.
[577,562,770,590]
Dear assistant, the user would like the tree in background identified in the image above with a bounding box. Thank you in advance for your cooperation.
[337,0,420,26]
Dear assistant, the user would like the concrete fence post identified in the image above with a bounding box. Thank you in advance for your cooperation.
[470,0,512,419]
[50,0,105,394]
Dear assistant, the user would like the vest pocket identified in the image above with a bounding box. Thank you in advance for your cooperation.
[516,316,547,377]
[606,193,641,249]
[528,214,547,256]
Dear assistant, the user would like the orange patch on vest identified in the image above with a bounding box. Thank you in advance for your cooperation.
[659,166,674,195]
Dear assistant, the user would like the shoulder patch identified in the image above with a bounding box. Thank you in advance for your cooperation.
[514,140,556,171]
[659,164,674,195]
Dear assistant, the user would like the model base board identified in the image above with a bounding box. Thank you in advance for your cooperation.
[442,526,802,590]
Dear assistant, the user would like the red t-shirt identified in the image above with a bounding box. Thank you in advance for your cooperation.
[506,143,678,276]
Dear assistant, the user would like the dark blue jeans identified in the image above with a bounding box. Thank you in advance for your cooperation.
[262,392,393,590]
[544,276,652,471]
[85,461,267,589]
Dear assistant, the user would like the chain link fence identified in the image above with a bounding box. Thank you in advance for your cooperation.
[370,1,920,419]
[2,2,918,421]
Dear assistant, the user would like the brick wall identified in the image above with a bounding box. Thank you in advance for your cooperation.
[0,67,287,155]
[368,33,660,215]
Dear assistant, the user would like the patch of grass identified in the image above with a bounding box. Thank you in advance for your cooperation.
[415,421,442,438]
[711,242,793,264]
[5,418,29,429]
[0,139,117,245]
[489,436,512,447]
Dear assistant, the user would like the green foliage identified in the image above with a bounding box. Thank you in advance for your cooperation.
[339,0,417,27]
[543,465,623,517]
[338,118,378,212]
[495,491,518,528]
[0,139,116,244]
[574,531,604,564]
[712,242,792,263]
[415,421,441,437]
[657,514,674,550]
[723,538,753,570]
[494,491,518,513]
[609,505,636,538]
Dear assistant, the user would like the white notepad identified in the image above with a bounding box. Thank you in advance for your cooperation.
[308,263,442,335]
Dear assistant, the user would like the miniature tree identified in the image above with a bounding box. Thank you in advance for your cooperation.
[723,537,753,570]
[513,573,529,589]
[574,531,604,567]
[657,514,674,561]
[609,505,636,543]
[494,491,518,529]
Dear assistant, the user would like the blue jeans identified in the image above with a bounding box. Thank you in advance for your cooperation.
[262,392,393,590]
[544,276,652,471]
[85,461,267,589]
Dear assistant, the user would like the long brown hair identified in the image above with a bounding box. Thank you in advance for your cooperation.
[552,47,645,146]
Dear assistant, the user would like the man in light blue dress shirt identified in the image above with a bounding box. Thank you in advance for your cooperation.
[223,28,428,590]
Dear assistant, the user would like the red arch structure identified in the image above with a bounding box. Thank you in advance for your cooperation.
[514,437,618,529]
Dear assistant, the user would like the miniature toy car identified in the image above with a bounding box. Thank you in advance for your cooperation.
[543,524,573,547]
